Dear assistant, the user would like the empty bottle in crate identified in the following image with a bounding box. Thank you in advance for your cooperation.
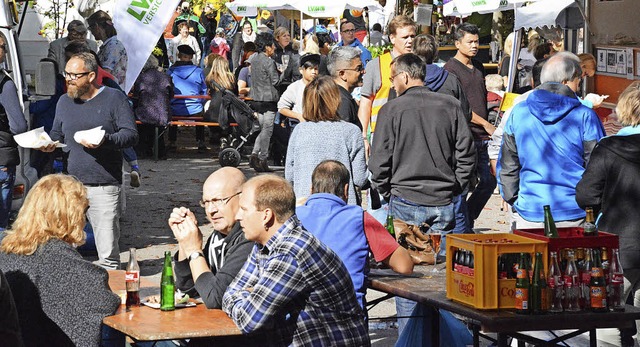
[564,249,581,312]
[548,251,564,313]
[531,252,547,314]
[580,248,593,309]
[609,248,625,312]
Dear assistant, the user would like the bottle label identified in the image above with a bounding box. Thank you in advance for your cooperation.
[581,271,591,284]
[591,268,604,277]
[517,268,528,279]
[612,273,624,284]
[125,271,139,282]
[564,275,574,288]
[515,288,528,310]
[590,286,606,308]
[499,271,508,279]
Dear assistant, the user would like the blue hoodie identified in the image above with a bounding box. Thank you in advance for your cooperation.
[498,82,605,222]
[168,62,207,116]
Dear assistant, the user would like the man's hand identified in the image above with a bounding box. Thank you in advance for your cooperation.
[80,136,105,149]
[38,143,57,153]
[490,159,497,177]
[363,136,370,159]
[168,207,203,255]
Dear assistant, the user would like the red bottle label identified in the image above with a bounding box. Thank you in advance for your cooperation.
[612,273,624,284]
[581,271,591,284]
[125,271,139,282]
[564,275,574,287]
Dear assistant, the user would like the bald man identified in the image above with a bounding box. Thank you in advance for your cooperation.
[169,167,253,309]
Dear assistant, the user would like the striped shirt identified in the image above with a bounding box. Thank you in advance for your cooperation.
[222,216,370,347]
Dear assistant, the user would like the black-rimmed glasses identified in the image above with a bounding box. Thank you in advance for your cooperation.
[63,71,91,80]
[199,191,242,208]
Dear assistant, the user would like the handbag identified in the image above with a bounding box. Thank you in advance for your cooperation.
[393,219,437,265]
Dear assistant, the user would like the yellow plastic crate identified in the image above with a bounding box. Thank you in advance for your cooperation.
[446,233,548,310]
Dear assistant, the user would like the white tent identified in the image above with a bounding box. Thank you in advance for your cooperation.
[514,0,582,31]
[225,0,381,18]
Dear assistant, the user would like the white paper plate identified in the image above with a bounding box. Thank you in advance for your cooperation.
[73,126,105,145]
[14,127,66,148]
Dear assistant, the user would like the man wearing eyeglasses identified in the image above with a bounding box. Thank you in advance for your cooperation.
[328,46,364,129]
[337,21,372,67]
[168,167,253,309]
[42,52,138,269]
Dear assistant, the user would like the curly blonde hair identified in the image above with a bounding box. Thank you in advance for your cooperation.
[1,174,88,255]
[617,81,640,127]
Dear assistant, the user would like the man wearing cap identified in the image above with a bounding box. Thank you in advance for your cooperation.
[167,45,207,150]
[48,20,98,71]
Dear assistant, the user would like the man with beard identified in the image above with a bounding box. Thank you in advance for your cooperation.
[41,52,138,269]
[328,46,364,129]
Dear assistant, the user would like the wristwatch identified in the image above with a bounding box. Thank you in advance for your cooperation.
[188,251,205,262]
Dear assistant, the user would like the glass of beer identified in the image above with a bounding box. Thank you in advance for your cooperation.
[428,233,442,254]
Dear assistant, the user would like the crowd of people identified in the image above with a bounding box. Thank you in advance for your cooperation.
[0,4,639,347]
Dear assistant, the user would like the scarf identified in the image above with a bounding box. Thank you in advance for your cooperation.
[242,31,256,43]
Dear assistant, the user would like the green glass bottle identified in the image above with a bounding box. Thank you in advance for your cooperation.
[543,205,559,238]
[385,214,395,237]
[531,252,547,314]
[160,251,175,311]
[515,253,530,314]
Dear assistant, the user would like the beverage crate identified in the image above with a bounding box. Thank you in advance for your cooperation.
[446,233,548,310]
[513,228,619,254]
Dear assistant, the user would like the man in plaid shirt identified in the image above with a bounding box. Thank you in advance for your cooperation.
[222,175,370,346]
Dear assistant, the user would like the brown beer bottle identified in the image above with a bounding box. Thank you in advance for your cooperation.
[515,253,530,314]
[583,207,598,237]
[590,250,608,312]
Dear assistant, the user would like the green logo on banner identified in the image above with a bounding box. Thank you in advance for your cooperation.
[128,0,164,24]
[471,0,487,5]
[237,6,247,11]
[308,6,325,12]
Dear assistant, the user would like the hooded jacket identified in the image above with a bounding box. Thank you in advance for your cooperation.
[498,82,605,222]
[424,64,472,122]
[168,61,206,116]
[576,127,640,269]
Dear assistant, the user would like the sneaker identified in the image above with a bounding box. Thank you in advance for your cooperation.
[249,154,261,172]
[130,170,141,188]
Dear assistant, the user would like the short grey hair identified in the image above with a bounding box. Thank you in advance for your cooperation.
[540,51,582,84]
[327,46,361,77]
[70,52,98,73]
[391,53,426,81]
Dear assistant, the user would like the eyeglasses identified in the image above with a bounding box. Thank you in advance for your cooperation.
[341,29,356,34]
[341,65,364,73]
[199,191,241,208]
[63,71,91,80]
[389,72,404,83]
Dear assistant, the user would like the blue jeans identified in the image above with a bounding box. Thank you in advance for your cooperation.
[466,140,496,226]
[0,166,15,229]
[390,196,455,337]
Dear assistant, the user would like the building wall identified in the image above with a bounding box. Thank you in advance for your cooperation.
[589,0,640,45]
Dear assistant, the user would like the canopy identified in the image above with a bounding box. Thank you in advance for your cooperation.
[225,0,381,18]
[225,0,294,17]
[443,0,516,17]
[514,0,583,31]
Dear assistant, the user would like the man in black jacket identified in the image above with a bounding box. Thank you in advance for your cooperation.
[369,53,475,338]
[168,167,253,308]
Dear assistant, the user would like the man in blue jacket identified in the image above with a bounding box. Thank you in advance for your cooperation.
[337,21,372,67]
[498,51,605,229]
[167,45,207,151]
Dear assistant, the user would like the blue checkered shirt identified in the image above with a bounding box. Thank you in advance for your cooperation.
[222,216,370,347]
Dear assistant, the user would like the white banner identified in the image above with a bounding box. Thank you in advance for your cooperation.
[113,0,181,93]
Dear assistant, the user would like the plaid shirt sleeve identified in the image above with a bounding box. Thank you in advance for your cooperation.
[222,250,307,334]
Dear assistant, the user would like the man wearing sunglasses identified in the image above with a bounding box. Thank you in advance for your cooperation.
[337,21,372,67]
[168,167,253,309]
[328,46,365,129]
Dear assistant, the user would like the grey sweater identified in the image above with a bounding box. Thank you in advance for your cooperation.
[285,121,367,205]
[0,239,120,347]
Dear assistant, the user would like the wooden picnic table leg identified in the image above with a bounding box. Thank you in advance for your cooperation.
[497,333,509,347]
[153,127,159,161]
[472,325,480,347]
[589,328,597,347]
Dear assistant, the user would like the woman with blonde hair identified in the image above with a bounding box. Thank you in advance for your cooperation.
[577,82,640,346]
[205,54,237,148]
[0,174,120,346]
[285,76,367,205]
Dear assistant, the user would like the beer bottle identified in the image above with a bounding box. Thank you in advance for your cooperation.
[590,250,608,312]
[564,250,581,312]
[583,207,598,237]
[469,252,475,277]
[515,253,530,314]
[385,214,395,237]
[543,205,559,238]
[125,248,141,309]
[548,251,564,313]
[160,251,175,311]
[531,252,545,314]
[610,248,625,312]
[453,249,459,272]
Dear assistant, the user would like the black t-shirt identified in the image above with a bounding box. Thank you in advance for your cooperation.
[444,57,488,139]
[337,85,361,130]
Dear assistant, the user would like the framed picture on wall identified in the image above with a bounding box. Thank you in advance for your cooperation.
[597,49,607,72]
[616,50,626,74]
[607,50,618,73]
[636,50,640,77]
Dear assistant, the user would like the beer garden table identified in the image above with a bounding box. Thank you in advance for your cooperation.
[103,270,242,342]
[367,266,640,347]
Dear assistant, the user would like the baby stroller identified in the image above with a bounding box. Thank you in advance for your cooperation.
[210,80,259,167]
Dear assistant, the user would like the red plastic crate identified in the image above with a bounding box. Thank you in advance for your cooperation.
[514,228,619,254]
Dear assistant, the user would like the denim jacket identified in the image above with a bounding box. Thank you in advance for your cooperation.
[247,53,281,102]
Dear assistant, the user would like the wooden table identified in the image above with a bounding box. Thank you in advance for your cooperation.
[368,266,640,347]
[104,270,242,342]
